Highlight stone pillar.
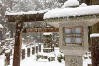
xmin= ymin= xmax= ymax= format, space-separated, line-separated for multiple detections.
xmin=65 ymin=55 xmax=83 ymax=66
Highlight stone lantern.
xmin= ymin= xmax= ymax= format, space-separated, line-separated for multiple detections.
xmin=44 ymin=5 xmax=99 ymax=66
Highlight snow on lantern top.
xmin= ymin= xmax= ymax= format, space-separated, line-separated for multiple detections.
xmin=44 ymin=5 xmax=99 ymax=19
xmin=62 ymin=0 xmax=79 ymax=8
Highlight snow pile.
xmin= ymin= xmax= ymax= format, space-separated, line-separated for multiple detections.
xmin=0 ymin=24 xmax=3 ymax=28
xmin=62 ymin=0 xmax=79 ymax=8
xmin=90 ymin=33 xmax=99 ymax=37
xmin=5 ymin=32 xmax=10 ymax=35
xmin=79 ymin=3 xmax=87 ymax=7
xmin=43 ymin=32 xmax=53 ymax=35
xmin=6 ymin=10 xmax=48 ymax=15
xmin=0 ymin=55 xmax=5 ymax=66
xmin=44 ymin=5 xmax=99 ymax=19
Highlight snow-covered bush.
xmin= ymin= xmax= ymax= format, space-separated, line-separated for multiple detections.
xmin=62 ymin=0 xmax=79 ymax=8
xmin=57 ymin=55 xmax=64 ymax=63
xmin=36 ymin=54 xmax=41 ymax=61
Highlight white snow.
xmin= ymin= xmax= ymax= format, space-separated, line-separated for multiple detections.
xmin=0 ymin=49 xmax=92 ymax=66
xmin=44 ymin=5 xmax=99 ymax=19
xmin=43 ymin=32 xmax=53 ymax=35
xmin=90 ymin=33 xmax=99 ymax=37
xmin=0 ymin=24 xmax=3 ymax=28
xmin=5 ymin=49 xmax=10 ymax=53
xmin=62 ymin=0 xmax=79 ymax=8
xmin=20 ymin=57 xmax=65 ymax=66
xmin=5 ymin=32 xmax=10 ymax=35
xmin=0 ymin=55 xmax=5 ymax=66
xmin=79 ymin=3 xmax=87 ymax=7
xmin=6 ymin=10 xmax=48 ymax=15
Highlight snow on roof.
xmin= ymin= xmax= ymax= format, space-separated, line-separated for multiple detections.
xmin=6 ymin=10 xmax=48 ymax=15
xmin=62 ymin=0 xmax=79 ymax=8
xmin=44 ymin=5 xmax=99 ymax=19
xmin=43 ymin=32 xmax=52 ymax=35
xmin=90 ymin=33 xmax=99 ymax=37
xmin=0 ymin=24 xmax=3 ymax=28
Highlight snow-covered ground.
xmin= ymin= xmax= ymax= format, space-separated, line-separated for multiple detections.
xmin=17 ymin=56 xmax=64 ymax=66
xmin=0 ymin=42 xmax=91 ymax=66
xmin=0 ymin=51 xmax=92 ymax=66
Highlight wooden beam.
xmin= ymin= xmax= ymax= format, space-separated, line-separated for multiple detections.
xmin=23 ymin=27 xmax=59 ymax=33
xmin=13 ymin=21 xmax=23 ymax=66
xmin=6 ymin=13 xmax=44 ymax=22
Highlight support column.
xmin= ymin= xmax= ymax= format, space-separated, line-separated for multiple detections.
xmin=65 ymin=55 xmax=83 ymax=66
xmin=13 ymin=21 xmax=23 ymax=66
xmin=91 ymin=37 xmax=99 ymax=66
xmin=91 ymin=22 xmax=99 ymax=66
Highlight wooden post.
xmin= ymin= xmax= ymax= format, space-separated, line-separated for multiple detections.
xmin=32 ymin=47 xmax=35 ymax=54
xmin=88 ymin=64 xmax=92 ymax=66
xmin=5 ymin=52 xmax=10 ymax=65
xmin=10 ymin=49 xmax=12 ymax=56
xmin=22 ymin=49 xmax=25 ymax=59
xmin=91 ymin=37 xmax=99 ymax=66
xmin=39 ymin=44 xmax=41 ymax=52
xmin=36 ymin=46 xmax=38 ymax=53
xmin=13 ymin=21 xmax=23 ymax=66
xmin=27 ymin=48 xmax=30 ymax=57
xmin=91 ymin=22 xmax=99 ymax=66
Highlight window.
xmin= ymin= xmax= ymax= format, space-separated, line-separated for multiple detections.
xmin=64 ymin=27 xmax=83 ymax=45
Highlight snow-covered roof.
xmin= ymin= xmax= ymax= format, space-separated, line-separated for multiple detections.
xmin=62 ymin=0 xmax=79 ymax=8
xmin=44 ymin=5 xmax=99 ymax=19
xmin=90 ymin=33 xmax=99 ymax=37
xmin=0 ymin=24 xmax=3 ymax=28
xmin=6 ymin=10 xmax=48 ymax=15
xmin=43 ymin=32 xmax=52 ymax=35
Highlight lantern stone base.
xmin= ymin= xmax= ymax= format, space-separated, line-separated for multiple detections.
xmin=65 ymin=55 xmax=83 ymax=66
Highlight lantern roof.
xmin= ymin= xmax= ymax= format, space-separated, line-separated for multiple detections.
xmin=44 ymin=5 xmax=99 ymax=19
